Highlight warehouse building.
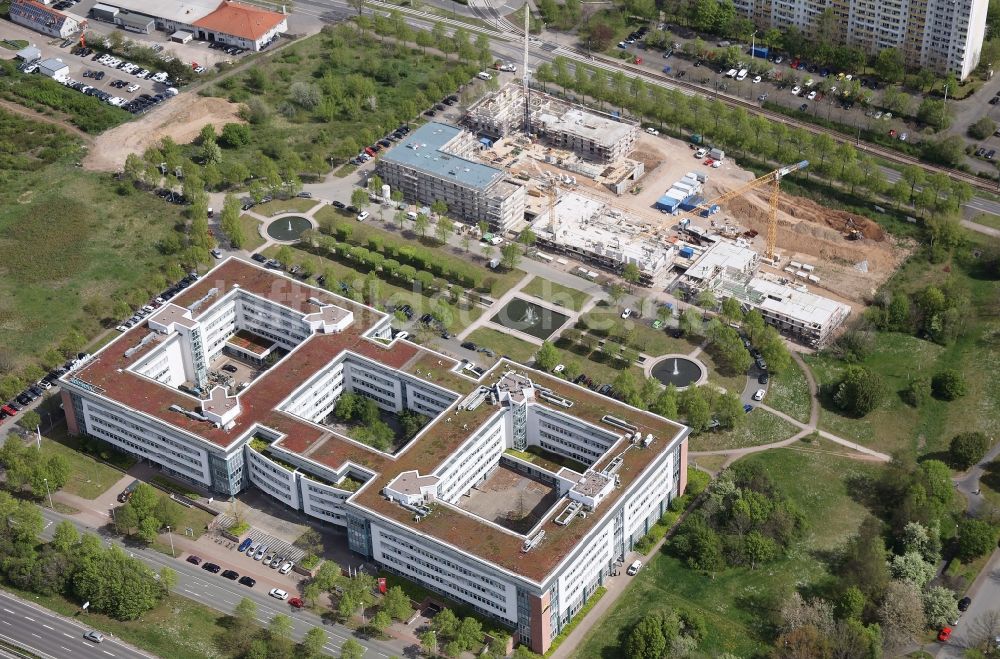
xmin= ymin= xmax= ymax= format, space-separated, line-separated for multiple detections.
xmin=36 ymin=57 xmax=69 ymax=80
xmin=377 ymin=122 xmax=526 ymax=232
xmin=9 ymin=0 xmax=80 ymax=38
xmin=60 ymin=258 xmax=689 ymax=655
xmin=98 ymin=0 xmax=287 ymax=51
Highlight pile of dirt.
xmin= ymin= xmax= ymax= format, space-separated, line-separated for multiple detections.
xmin=629 ymin=148 xmax=663 ymax=174
xmin=84 ymin=96 xmax=244 ymax=172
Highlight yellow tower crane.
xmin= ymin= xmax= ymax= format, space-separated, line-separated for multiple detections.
xmin=672 ymin=160 xmax=809 ymax=261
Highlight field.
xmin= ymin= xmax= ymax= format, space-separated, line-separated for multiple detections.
xmin=578 ymin=307 xmax=696 ymax=357
xmin=765 ymin=358 xmax=813 ymax=424
xmin=521 ymin=276 xmax=592 ymax=312
xmin=0 ymin=110 xmax=194 ymax=376
xmin=252 ymin=198 xmax=321 ymax=216
xmin=699 ymin=346 xmax=750 ymax=395
xmin=576 ymin=445 xmax=882 ymax=657
xmin=806 ymin=240 xmax=1000 ymax=458
xmin=203 ymin=25 xmax=483 ymax=173
xmin=690 ymin=409 xmax=801 ymax=451
xmin=466 ymin=327 xmax=539 ymax=363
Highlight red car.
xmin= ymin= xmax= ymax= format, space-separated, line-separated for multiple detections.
xmin=1 ymin=405 xmax=17 ymax=416
xmin=288 ymin=597 xmax=304 ymax=609
xmin=938 ymin=627 xmax=952 ymax=642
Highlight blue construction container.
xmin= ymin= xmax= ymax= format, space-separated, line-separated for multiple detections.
xmin=679 ymin=246 xmax=695 ymax=258
xmin=751 ymin=46 xmax=769 ymax=59
xmin=655 ymin=195 xmax=682 ymax=212
xmin=678 ymin=195 xmax=704 ymax=212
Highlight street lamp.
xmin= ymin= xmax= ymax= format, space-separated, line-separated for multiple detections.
xmin=166 ymin=525 xmax=175 ymax=557
xmin=751 ymin=31 xmax=758 ymax=60
xmin=43 ymin=477 xmax=53 ymax=510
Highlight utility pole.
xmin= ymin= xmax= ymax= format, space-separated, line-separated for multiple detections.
xmin=43 ymin=478 xmax=53 ymax=509
xmin=166 ymin=525 xmax=175 ymax=557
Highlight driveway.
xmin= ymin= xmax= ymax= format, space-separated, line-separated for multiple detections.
xmin=937 ymin=549 xmax=1000 ymax=657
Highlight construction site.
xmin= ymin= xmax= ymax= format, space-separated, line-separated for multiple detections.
xmin=384 ymin=80 xmax=911 ymax=343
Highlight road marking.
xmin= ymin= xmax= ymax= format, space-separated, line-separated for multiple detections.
xmin=63 ymin=633 xmax=74 ymax=638
xmin=61 ymin=646 xmax=72 ymax=653
xmin=103 ymin=651 xmax=115 ymax=657
xmin=31 ymin=632 xmax=41 ymax=638
xmin=42 ymin=624 xmax=54 ymax=630
xmin=1 ymin=620 xmax=11 ymax=626
xmin=1 ymin=609 xmax=12 ymax=614
xmin=23 ymin=616 xmax=35 ymax=621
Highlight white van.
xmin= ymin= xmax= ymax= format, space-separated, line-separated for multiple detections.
xmin=725 ymin=68 xmax=737 ymax=78
xmin=477 ymin=71 xmax=493 ymax=81
xmin=627 ymin=560 xmax=642 ymax=576
xmin=736 ymin=68 xmax=748 ymax=80
xmin=406 ymin=211 xmax=418 ymax=220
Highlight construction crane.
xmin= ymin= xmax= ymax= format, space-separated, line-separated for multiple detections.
xmin=673 ymin=160 xmax=809 ymax=261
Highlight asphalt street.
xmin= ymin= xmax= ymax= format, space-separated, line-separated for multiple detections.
xmin=35 ymin=508 xmax=399 ymax=659
xmin=0 ymin=590 xmax=148 ymax=659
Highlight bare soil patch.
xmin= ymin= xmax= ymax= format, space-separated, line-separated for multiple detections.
xmin=84 ymin=96 xmax=244 ymax=172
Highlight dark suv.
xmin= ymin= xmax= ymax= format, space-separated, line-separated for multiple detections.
xmin=202 ymin=562 xmax=221 ymax=574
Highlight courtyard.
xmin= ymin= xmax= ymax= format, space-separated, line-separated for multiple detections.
xmin=456 ymin=465 xmax=559 ymax=535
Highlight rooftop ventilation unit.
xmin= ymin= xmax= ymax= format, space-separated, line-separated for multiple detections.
xmin=603 ymin=455 xmax=625 ymax=476
xmin=538 ymin=390 xmax=573 ymax=408
xmin=521 ymin=529 xmax=546 ymax=553
xmin=459 ymin=387 xmax=489 ymax=411
xmin=188 ymin=287 xmax=219 ymax=313
xmin=601 ymin=415 xmax=638 ymax=432
xmin=554 ymin=501 xmax=583 ymax=526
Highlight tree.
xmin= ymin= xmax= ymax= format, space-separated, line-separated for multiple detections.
xmin=414 ymin=213 xmax=430 ymax=239
xmin=341 ymin=638 xmax=365 ymax=659
xmin=840 ymin=517 xmax=890 ymax=603
xmin=949 ymin=432 xmax=990 ymax=470
xmin=968 ymin=116 xmax=996 ymax=140
xmin=713 ymin=392 xmax=744 ymax=430
xmin=923 ymin=586 xmax=960 ymax=629
xmin=721 ymin=297 xmax=743 ymax=323
xmin=351 ymin=188 xmax=370 ymax=212
xmin=685 ymin=390 xmax=711 ymax=433
xmin=874 ymin=48 xmax=905 ymax=83
xmin=500 ymin=242 xmax=521 ymax=270
xmin=916 ymin=98 xmax=951 ymax=131
xmin=679 ymin=308 xmax=702 ymax=336
xmin=371 ymin=610 xmax=392 ymax=635
xmin=420 ymin=630 xmax=438 ymax=656
xmin=435 ymin=215 xmax=454 ymax=244
xmin=651 ymin=385 xmax=679 ymax=419
xmin=623 ymin=613 xmax=667 ymax=659
xmin=622 ymin=263 xmax=641 ymax=291
xmin=381 ymin=585 xmax=412 ymax=620
xmin=159 ymin=567 xmax=177 ymax=592
xmin=877 ymin=580 xmax=924 ymax=651
xmin=696 ymin=288 xmax=717 ymax=310
xmin=433 ymin=608 xmax=460 ymax=639
xmin=15 ymin=410 xmax=40 ymax=432
xmin=931 ymin=369 xmax=966 ymax=400
xmin=534 ymin=341 xmax=560 ymax=372
xmin=51 ymin=520 xmax=79 ymax=553
xmin=889 ymin=551 xmax=935 ymax=589
xmin=956 ymin=518 xmax=999 ymax=562
xmin=518 ymin=228 xmax=536 ymax=253
xmin=220 ymin=123 xmax=251 ymax=148
xmin=833 ymin=365 xmax=885 ymax=416
xmin=301 ymin=628 xmax=327 ymax=658
xmin=671 ymin=514 xmax=724 ymax=572
xmin=71 ymin=544 xmax=164 ymax=620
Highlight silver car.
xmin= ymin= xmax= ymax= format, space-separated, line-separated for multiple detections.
xmin=253 ymin=544 xmax=268 ymax=561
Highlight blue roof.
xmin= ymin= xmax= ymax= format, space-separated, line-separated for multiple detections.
xmin=382 ymin=122 xmax=502 ymax=191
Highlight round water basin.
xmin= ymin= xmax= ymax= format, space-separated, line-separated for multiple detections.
xmin=650 ymin=356 xmax=706 ymax=389
xmin=266 ymin=216 xmax=313 ymax=242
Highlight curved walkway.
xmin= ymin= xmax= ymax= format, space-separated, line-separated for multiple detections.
xmin=691 ymin=350 xmax=891 ymax=469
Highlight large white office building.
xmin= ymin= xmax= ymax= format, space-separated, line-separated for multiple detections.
xmin=732 ymin=0 xmax=988 ymax=79
xmin=60 ymin=258 xmax=689 ymax=654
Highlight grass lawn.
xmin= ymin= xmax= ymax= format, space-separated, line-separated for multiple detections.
xmin=0 ymin=584 xmax=228 ymax=659
xmin=699 ymin=346 xmax=749 ymax=395
xmin=154 ymin=490 xmax=215 ymax=540
xmin=690 ymin=409 xmax=801 ymax=451
xmin=578 ymin=307 xmax=697 ymax=357
xmin=466 ymin=327 xmax=539 ymax=364
xmin=252 ymin=198 xmax=321 ymax=216
xmin=0 ymin=39 xmax=28 ymax=50
xmin=766 ymin=358 xmax=813 ymax=424
xmin=238 ymin=214 xmax=265 ymax=251
xmin=43 ymin=434 xmax=125 ymax=500
xmin=521 ymin=276 xmax=592 ymax=312
xmin=690 ymin=454 xmax=729 ymax=475
xmin=805 ymin=243 xmax=999 ymax=459
xmin=971 ymin=213 xmax=1000 ymax=231
xmin=576 ymin=445 xmax=881 ymax=658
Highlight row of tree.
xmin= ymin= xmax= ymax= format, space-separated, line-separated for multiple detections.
xmin=0 ymin=494 xmax=174 ymax=621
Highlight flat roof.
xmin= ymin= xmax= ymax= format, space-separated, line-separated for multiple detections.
xmin=751 ymin=276 xmax=852 ymax=326
xmin=382 ymin=122 xmax=504 ymax=191
xmin=535 ymin=107 xmax=635 ymax=148
xmin=67 ymin=258 xmax=686 ymax=583
xmin=683 ymin=239 xmax=758 ymax=281
xmin=105 ymin=0 xmax=219 ymax=24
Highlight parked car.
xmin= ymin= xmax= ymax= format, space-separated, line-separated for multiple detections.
xmin=626 ymin=560 xmax=642 ymax=575
xmin=186 ymin=555 xmax=202 ymax=565
xmin=239 ymin=576 xmax=256 ymax=587
xmin=958 ymin=596 xmax=972 ymax=612
xmin=269 ymin=588 xmax=289 ymax=600
xmin=753 ymin=388 xmax=766 ymax=401
xmin=202 ymin=562 xmax=221 ymax=573
xmin=238 ymin=538 xmax=253 ymax=552
xmin=279 ymin=561 xmax=294 ymax=574
xmin=289 ymin=597 xmax=304 ymax=608
xmin=221 ymin=570 xmax=239 ymax=580
xmin=938 ymin=627 xmax=952 ymax=642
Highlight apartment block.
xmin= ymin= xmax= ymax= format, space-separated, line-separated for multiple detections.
xmin=377 ymin=122 xmax=525 ymax=233
xmin=59 ymin=258 xmax=689 ymax=654
xmin=733 ymin=0 xmax=987 ymax=79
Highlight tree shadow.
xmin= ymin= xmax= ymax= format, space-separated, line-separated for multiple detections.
xmin=981 ymin=460 xmax=1000 ymax=494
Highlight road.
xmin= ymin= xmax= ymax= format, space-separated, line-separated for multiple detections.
xmin=34 ymin=508 xmax=400 ymax=659
xmin=0 ymin=590 xmax=148 ymax=659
